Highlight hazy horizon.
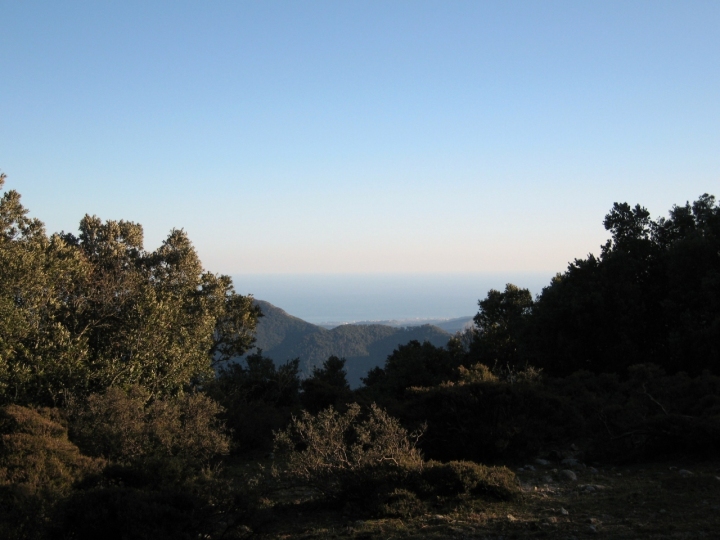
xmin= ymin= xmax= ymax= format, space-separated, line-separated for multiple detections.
xmin=232 ymin=271 xmax=554 ymax=324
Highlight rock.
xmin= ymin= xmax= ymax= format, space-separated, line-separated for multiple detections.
xmin=560 ymin=507 xmax=569 ymax=516
xmin=678 ymin=469 xmax=693 ymax=477
xmin=535 ymin=458 xmax=551 ymax=466
xmin=542 ymin=475 xmax=554 ymax=483
xmin=524 ymin=464 xmax=536 ymax=471
xmin=588 ymin=524 xmax=598 ymax=534
xmin=589 ymin=467 xmax=599 ymax=474
xmin=561 ymin=458 xmax=579 ymax=467
xmin=507 ymin=514 xmax=517 ymax=522
xmin=559 ymin=470 xmax=578 ymax=482
xmin=544 ymin=516 xmax=558 ymax=524
xmin=584 ymin=485 xmax=596 ymax=493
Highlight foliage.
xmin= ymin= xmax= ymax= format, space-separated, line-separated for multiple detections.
xmin=207 ymin=351 xmax=301 ymax=453
xmin=68 ymin=385 xmax=229 ymax=470
xmin=418 ymin=460 xmax=520 ymax=500
xmin=361 ymin=340 xmax=464 ymax=398
xmin=0 ymin=404 xmax=104 ymax=539
xmin=0 ymin=173 xmax=260 ymax=406
xmin=526 ymin=194 xmax=720 ymax=376
xmin=363 ymin=351 xmax=720 ymax=463
xmin=273 ymin=403 xmax=423 ymax=501
xmin=470 ymin=284 xmax=533 ymax=374
xmin=300 ymin=355 xmax=352 ymax=413
xmin=377 ymin=488 xmax=426 ymax=518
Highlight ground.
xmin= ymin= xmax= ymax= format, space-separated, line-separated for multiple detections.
xmin=247 ymin=460 xmax=720 ymax=539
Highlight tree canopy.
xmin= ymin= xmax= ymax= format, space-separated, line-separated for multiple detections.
xmin=0 ymin=173 xmax=260 ymax=406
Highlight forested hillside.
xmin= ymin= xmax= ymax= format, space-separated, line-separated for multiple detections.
xmin=252 ymin=300 xmax=451 ymax=386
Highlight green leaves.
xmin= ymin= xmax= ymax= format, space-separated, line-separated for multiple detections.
xmin=0 ymin=176 xmax=260 ymax=406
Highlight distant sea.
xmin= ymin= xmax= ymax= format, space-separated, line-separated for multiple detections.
xmin=231 ymin=273 xmax=554 ymax=325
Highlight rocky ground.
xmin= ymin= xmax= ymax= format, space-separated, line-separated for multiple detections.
xmin=252 ymin=460 xmax=720 ymax=539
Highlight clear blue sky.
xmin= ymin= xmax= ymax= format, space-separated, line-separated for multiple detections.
xmin=2 ymin=1 xmax=718 ymax=275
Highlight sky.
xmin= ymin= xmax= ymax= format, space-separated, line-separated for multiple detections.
xmin=2 ymin=1 xmax=719 ymax=277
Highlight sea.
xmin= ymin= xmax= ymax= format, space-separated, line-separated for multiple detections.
xmin=231 ymin=272 xmax=554 ymax=326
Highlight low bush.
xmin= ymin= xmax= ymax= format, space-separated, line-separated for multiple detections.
xmin=273 ymin=402 xmax=423 ymax=503
xmin=68 ymin=386 xmax=229 ymax=470
xmin=273 ymin=402 xmax=520 ymax=519
xmin=419 ymin=460 xmax=519 ymax=500
xmin=378 ymin=488 xmax=426 ymax=518
xmin=0 ymin=405 xmax=103 ymax=539
xmin=366 ymin=363 xmax=720 ymax=464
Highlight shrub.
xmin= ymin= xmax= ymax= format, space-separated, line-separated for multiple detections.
xmin=0 ymin=405 xmax=103 ymax=539
xmin=68 ymin=386 xmax=229 ymax=470
xmin=273 ymin=403 xmax=423 ymax=502
xmin=378 ymin=488 xmax=426 ymax=518
xmin=419 ymin=461 xmax=520 ymax=501
xmin=0 ymin=405 xmax=103 ymax=492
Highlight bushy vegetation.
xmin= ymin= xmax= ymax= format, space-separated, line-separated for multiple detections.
xmin=1 ymin=171 xmax=718 ymax=537
xmin=206 ymin=351 xmax=302 ymax=454
xmin=272 ymin=403 xmax=519 ymax=517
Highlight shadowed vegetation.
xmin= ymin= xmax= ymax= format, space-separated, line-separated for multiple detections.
xmin=1 ymin=171 xmax=718 ymax=538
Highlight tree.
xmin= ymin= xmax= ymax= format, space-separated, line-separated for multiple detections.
xmin=0 ymin=173 xmax=92 ymax=404
xmin=470 ymin=284 xmax=533 ymax=374
xmin=0 ymin=174 xmax=261 ymax=405
xmin=527 ymin=194 xmax=720 ymax=376
xmin=300 ymin=355 xmax=351 ymax=413
xmin=362 ymin=340 xmax=464 ymax=397
xmin=206 ymin=351 xmax=301 ymax=452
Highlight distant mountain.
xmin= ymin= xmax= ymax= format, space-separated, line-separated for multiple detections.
xmin=328 ymin=316 xmax=474 ymax=334
xmin=251 ymin=300 xmax=452 ymax=387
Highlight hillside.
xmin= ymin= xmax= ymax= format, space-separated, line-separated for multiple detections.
xmin=332 ymin=316 xmax=474 ymax=334
xmin=252 ymin=300 xmax=452 ymax=387
xmin=252 ymin=300 xmax=324 ymax=352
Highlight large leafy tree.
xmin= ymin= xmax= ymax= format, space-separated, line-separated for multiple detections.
xmin=0 ymin=174 xmax=260 ymax=405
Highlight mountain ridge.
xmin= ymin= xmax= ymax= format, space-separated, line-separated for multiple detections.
xmin=251 ymin=300 xmax=454 ymax=387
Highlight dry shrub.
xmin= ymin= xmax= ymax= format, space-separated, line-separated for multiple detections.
xmin=0 ymin=405 xmax=103 ymax=493
xmin=0 ymin=405 xmax=103 ymax=540
xmin=273 ymin=403 xmax=423 ymax=501
xmin=69 ymin=386 xmax=229 ymax=468
xmin=273 ymin=403 xmax=522 ymax=518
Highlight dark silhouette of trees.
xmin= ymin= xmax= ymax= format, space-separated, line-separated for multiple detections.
xmin=527 ymin=194 xmax=720 ymax=376
xmin=300 ymin=355 xmax=352 ymax=413
xmin=469 ymin=284 xmax=533 ymax=375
